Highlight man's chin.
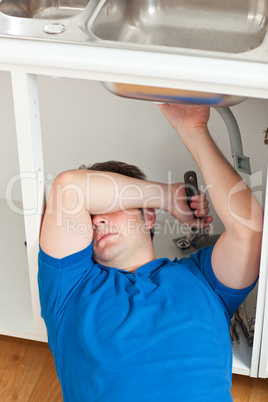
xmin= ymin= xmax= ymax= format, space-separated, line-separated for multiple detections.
xmin=93 ymin=249 xmax=119 ymax=267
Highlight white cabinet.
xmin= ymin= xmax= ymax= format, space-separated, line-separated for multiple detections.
xmin=246 ymin=168 xmax=268 ymax=377
xmin=0 ymin=73 xmax=47 ymax=341
xmin=0 ymin=199 xmax=33 ymax=337
xmin=1 ymin=72 xmax=268 ymax=378
xmin=256 ymin=170 xmax=268 ymax=378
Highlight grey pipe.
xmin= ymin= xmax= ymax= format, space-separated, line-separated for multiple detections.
xmin=215 ymin=107 xmax=243 ymax=156
xmin=214 ymin=107 xmax=251 ymax=175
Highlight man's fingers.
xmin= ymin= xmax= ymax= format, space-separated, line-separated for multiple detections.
xmin=188 ymin=215 xmax=213 ymax=229
xmin=190 ymin=199 xmax=209 ymax=210
xmin=191 ymin=190 xmax=206 ymax=201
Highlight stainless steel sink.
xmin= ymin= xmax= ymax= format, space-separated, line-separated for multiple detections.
xmin=0 ymin=0 xmax=267 ymax=58
xmin=88 ymin=0 xmax=267 ymax=106
xmin=0 ymin=0 xmax=90 ymax=19
xmin=90 ymin=0 xmax=268 ymax=54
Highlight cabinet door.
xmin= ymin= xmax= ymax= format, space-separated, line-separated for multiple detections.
xmin=228 ymin=166 xmax=268 ymax=377
xmin=257 ymin=167 xmax=268 ymax=378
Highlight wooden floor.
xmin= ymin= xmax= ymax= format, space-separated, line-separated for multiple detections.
xmin=1 ymin=335 xmax=268 ymax=401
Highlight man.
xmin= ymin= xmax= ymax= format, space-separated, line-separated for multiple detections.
xmin=38 ymin=105 xmax=263 ymax=401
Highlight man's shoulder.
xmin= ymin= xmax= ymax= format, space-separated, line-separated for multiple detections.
xmin=171 ymin=246 xmax=214 ymax=270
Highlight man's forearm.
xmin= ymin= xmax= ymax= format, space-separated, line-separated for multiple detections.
xmin=47 ymin=168 xmax=211 ymax=230
xmin=51 ymin=169 xmax=172 ymax=216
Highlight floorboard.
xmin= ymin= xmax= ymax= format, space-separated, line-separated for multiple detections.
xmin=29 ymin=354 xmax=63 ymax=402
xmin=0 ymin=336 xmax=51 ymax=401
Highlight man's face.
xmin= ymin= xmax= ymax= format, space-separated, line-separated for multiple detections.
xmin=92 ymin=208 xmax=153 ymax=270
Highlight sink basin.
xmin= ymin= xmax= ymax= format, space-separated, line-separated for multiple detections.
xmin=102 ymin=82 xmax=246 ymax=107
xmin=0 ymin=0 xmax=90 ymax=19
xmin=91 ymin=0 xmax=268 ymax=54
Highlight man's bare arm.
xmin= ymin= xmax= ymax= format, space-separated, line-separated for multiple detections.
xmin=40 ymin=169 xmax=211 ymax=259
xmin=159 ymin=104 xmax=263 ymax=289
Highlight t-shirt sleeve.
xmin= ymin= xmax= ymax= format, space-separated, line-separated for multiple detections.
xmin=38 ymin=242 xmax=95 ymax=336
xmin=191 ymin=246 xmax=257 ymax=323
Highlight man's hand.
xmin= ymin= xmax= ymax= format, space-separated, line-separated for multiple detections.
xmin=158 ymin=104 xmax=210 ymax=135
xmin=170 ymin=182 xmax=213 ymax=229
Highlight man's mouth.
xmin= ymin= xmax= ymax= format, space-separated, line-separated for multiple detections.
xmin=97 ymin=232 xmax=117 ymax=244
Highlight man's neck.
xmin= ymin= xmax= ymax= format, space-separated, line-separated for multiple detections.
xmin=123 ymin=254 xmax=157 ymax=273
xmin=95 ymin=245 xmax=156 ymax=273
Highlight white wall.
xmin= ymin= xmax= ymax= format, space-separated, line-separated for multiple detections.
xmin=1 ymin=71 xmax=267 ymax=254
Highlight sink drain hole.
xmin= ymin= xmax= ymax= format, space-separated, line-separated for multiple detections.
xmin=43 ymin=23 xmax=66 ymax=34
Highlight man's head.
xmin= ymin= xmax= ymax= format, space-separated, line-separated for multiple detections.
xmin=79 ymin=160 xmax=155 ymax=240
xmin=79 ymin=161 xmax=156 ymax=271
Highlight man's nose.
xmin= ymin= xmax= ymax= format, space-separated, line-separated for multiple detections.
xmin=92 ymin=215 xmax=109 ymax=228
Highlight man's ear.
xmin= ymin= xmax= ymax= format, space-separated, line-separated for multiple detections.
xmin=143 ymin=208 xmax=156 ymax=229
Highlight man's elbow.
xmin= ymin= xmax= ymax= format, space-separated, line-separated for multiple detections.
xmin=45 ymin=170 xmax=86 ymax=216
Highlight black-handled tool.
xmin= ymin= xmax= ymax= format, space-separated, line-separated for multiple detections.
xmin=184 ymin=170 xmax=209 ymax=249
xmin=173 ymin=171 xmax=217 ymax=251
xmin=184 ymin=170 xmax=199 ymax=217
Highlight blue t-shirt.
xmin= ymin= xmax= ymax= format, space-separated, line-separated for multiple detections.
xmin=38 ymin=244 xmax=255 ymax=402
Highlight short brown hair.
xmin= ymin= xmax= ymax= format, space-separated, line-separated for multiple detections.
xmin=79 ymin=161 xmax=155 ymax=240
